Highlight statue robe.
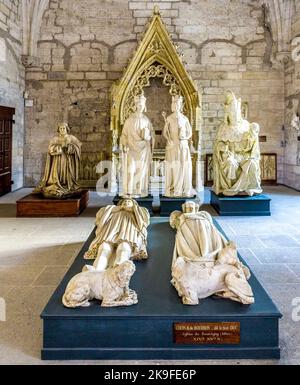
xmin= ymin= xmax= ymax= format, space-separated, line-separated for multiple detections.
xmin=163 ymin=112 xmax=193 ymax=197
xmin=35 ymin=134 xmax=81 ymax=198
xmin=84 ymin=202 xmax=150 ymax=260
xmin=172 ymin=211 xmax=227 ymax=266
xmin=213 ymin=120 xmax=262 ymax=197
xmin=120 ymin=112 xmax=153 ymax=197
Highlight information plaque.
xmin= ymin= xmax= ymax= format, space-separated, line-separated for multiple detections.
xmin=174 ymin=322 xmax=240 ymax=345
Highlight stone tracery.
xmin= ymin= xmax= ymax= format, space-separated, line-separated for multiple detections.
xmin=110 ymin=9 xmax=201 ymax=146
xmin=123 ymin=63 xmax=182 ymax=122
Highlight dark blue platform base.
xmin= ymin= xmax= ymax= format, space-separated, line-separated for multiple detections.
xmin=159 ymin=195 xmax=197 ymax=216
xmin=113 ymin=195 xmax=154 ymax=216
xmin=211 ymin=191 xmax=271 ymax=216
xmin=41 ymin=218 xmax=281 ymax=360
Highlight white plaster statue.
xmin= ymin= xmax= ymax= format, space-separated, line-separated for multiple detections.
xmin=84 ymin=199 xmax=150 ymax=271
xmin=170 ymin=201 xmax=254 ymax=305
xmin=120 ymin=94 xmax=154 ymax=198
xmin=291 ymin=112 xmax=300 ymax=131
xmin=163 ymin=95 xmax=194 ymax=198
xmin=62 ymin=261 xmax=138 ymax=308
xmin=213 ymin=90 xmax=262 ymax=197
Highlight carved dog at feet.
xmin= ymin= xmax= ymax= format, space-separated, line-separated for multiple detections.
xmin=172 ymin=242 xmax=254 ymax=306
xmin=62 ymin=260 xmax=137 ymax=308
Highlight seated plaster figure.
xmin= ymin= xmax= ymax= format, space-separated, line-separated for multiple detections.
xmin=213 ymin=90 xmax=262 ymax=197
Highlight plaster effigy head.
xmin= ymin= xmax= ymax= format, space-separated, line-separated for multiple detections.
xmin=118 ymin=198 xmax=135 ymax=211
xmin=57 ymin=122 xmax=70 ymax=136
xmin=171 ymin=95 xmax=184 ymax=113
xmin=182 ymin=201 xmax=200 ymax=214
xmin=224 ymin=90 xmax=242 ymax=126
xmin=134 ymin=94 xmax=147 ymax=113
xmin=169 ymin=210 xmax=182 ymax=229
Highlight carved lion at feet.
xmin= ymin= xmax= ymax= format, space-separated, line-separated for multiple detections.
xmin=62 ymin=261 xmax=138 ymax=308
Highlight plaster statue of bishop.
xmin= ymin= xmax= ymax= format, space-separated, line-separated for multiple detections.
xmin=34 ymin=122 xmax=82 ymax=199
xmin=84 ymin=198 xmax=150 ymax=272
xmin=163 ymin=95 xmax=194 ymax=198
xmin=120 ymin=94 xmax=154 ymax=198
xmin=170 ymin=201 xmax=254 ymax=306
xmin=213 ymin=90 xmax=262 ymax=197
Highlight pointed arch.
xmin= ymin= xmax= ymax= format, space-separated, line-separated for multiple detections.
xmin=110 ymin=8 xmax=201 ymax=148
xmin=264 ymin=0 xmax=294 ymax=57
xmin=22 ymin=0 xmax=49 ymax=59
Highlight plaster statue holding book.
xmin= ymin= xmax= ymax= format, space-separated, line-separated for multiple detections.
xmin=170 ymin=201 xmax=254 ymax=306
xmin=120 ymin=94 xmax=154 ymax=198
xmin=213 ymin=90 xmax=262 ymax=197
xmin=163 ymin=95 xmax=194 ymax=198
xmin=34 ymin=122 xmax=82 ymax=199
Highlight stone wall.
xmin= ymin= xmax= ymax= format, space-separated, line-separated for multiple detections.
xmin=283 ymin=1 xmax=300 ymax=190
xmin=0 ymin=0 xmax=25 ymax=190
xmin=25 ymin=0 xmax=285 ymax=187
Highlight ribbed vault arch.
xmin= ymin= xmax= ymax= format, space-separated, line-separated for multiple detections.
xmin=22 ymin=0 xmax=49 ymax=60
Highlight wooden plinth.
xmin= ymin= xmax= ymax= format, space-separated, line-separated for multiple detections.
xmin=16 ymin=190 xmax=89 ymax=217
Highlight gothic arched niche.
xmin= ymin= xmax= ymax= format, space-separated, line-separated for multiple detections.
xmin=110 ymin=7 xmax=202 ymax=154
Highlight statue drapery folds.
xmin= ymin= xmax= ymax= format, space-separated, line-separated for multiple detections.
xmin=163 ymin=95 xmax=194 ymax=198
xmin=213 ymin=91 xmax=262 ymax=197
xmin=120 ymin=94 xmax=154 ymax=198
xmin=34 ymin=123 xmax=82 ymax=199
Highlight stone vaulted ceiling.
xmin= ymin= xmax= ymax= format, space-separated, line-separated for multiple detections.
xmin=22 ymin=0 xmax=49 ymax=62
xmin=263 ymin=0 xmax=295 ymax=62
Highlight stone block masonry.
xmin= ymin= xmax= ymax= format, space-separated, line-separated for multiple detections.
xmin=24 ymin=0 xmax=285 ymax=188
xmin=283 ymin=4 xmax=300 ymax=191
xmin=0 ymin=0 xmax=25 ymax=190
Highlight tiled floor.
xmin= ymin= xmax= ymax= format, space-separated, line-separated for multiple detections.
xmin=0 ymin=186 xmax=299 ymax=365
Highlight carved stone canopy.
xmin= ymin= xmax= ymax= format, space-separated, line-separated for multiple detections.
xmin=110 ymin=7 xmax=201 ymax=149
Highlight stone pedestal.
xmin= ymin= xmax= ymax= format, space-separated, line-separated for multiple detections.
xmin=113 ymin=195 xmax=154 ymax=216
xmin=159 ymin=195 xmax=197 ymax=216
xmin=210 ymin=191 xmax=271 ymax=216
xmin=16 ymin=190 xmax=89 ymax=217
